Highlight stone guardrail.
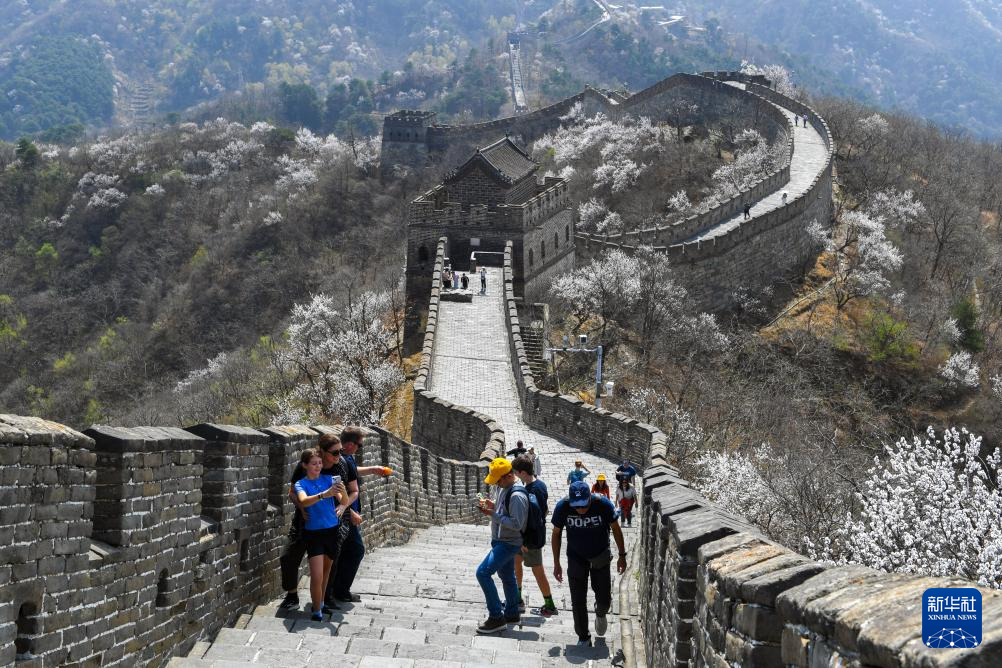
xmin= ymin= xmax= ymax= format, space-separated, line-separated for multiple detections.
xmin=410 ymin=237 xmax=506 ymax=463
xmin=499 ymin=247 xmax=1002 ymax=667
xmin=0 ymin=414 xmax=488 ymax=667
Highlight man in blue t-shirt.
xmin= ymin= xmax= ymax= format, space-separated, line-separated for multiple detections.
xmin=551 ymin=480 xmax=627 ymax=645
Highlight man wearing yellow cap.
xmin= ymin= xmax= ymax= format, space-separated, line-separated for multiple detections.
xmin=475 ymin=457 xmax=528 ymax=634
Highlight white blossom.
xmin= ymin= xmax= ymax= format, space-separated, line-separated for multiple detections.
xmin=280 ymin=291 xmax=404 ymax=423
xmin=144 ymin=184 xmax=165 ymax=196
xmin=831 ymin=428 xmax=1002 ymax=588
xmin=87 ymin=187 xmax=127 ymax=210
xmin=174 ymin=352 xmax=229 ymax=394
xmin=77 ymin=172 xmax=120 ymax=193
xmin=710 ymin=129 xmax=785 ymax=196
xmin=940 ymin=351 xmax=980 ymax=388
xmin=858 ymin=113 xmax=890 ymax=138
xmin=939 ymin=318 xmax=961 ymax=345
xmin=666 ymin=189 xmax=691 ymax=213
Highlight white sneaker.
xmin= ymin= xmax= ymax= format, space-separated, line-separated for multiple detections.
xmin=595 ymin=614 xmax=608 ymax=636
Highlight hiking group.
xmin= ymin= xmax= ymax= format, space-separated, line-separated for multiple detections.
xmin=442 ymin=265 xmax=488 ymax=294
xmin=276 ymin=428 xmax=640 ymax=648
xmin=278 ymin=427 xmax=392 ymax=621
xmin=475 ymin=451 xmax=638 ymax=647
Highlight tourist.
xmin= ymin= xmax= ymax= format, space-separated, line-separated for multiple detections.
xmin=480 ymin=267 xmax=487 ymax=294
xmin=443 ymin=267 xmax=452 ymax=289
xmin=279 ymin=436 xmax=354 ymax=612
xmin=511 ymin=456 xmax=558 ymax=617
xmin=476 ymin=458 xmax=528 ymax=634
xmin=551 ymin=481 xmax=627 ymax=646
xmin=530 ymin=447 xmax=542 ymax=477
xmin=507 ymin=439 xmax=528 ymax=458
xmin=567 ymin=460 xmax=590 ymax=485
xmin=293 ymin=448 xmax=349 ymax=621
xmin=453 ymin=271 xmax=459 ymax=289
xmin=743 ymin=202 xmax=752 ymax=220
xmin=782 ymin=191 xmax=788 ymax=205
xmin=615 ymin=459 xmax=637 ymax=484
xmin=461 ymin=273 xmax=469 ymax=290
xmin=591 ymin=474 xmax=611 ymax=499
xmin=803 ymin=113 xmax=809 ymax=127
xmin=794 ymin=115 xmax=798 ymax=127
xmin=329 ymin=426 xmax=393 ymax=603
xmin=615 ymin=479 xmax=637 ymax=527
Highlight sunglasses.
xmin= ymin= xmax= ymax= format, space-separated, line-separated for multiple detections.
xmin=324 ymin=449 xmax=343 ymax=456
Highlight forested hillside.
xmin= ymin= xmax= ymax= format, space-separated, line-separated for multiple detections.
xmin=0 ymin=123 xmax=425 ymax=427
xmin=0 ymin=0 xmax=540 ymax=139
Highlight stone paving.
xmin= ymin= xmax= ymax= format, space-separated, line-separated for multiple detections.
xmin=176 ymin=267 xmax=639 ymax=667
xmin=685 ymin=83 xmax=829 ymax=242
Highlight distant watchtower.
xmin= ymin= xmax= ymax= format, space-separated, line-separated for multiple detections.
xmin=404 ymin=136 xmax=575 ymax=350
xmin=380 ymin=110 xmax=436 ymax=175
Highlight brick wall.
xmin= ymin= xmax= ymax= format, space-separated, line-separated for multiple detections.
xmin=0 ymin=413 xmax=489 ymax=667
xmin=498 ymin=250 xmax=1002 ymax=667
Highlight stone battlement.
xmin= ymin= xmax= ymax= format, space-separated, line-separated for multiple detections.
xmin=409 ymin=178 xmax=570 ymax=232
xmin=498 ymin=248 xmax=1002 ymax=666
xmin=0 ymin=413 xmax=489 ymax=667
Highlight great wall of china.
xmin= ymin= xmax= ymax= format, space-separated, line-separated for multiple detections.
xmin=2 ymin=71 xmax=1000 ymax=667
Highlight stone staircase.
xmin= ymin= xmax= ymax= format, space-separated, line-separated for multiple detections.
xmin=518 ymin=326 xmax=549 ymax=379
xmin=170 ymin=524 xmax=634 ymax=667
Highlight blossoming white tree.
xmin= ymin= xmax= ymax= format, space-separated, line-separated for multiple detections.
xmin=940 ymin=351 xmax=980 ymax=388
xmin=278 ymin=290 xmax=403 ymax=424
xmin=835 ymin=428 xmax=1002 ymax=588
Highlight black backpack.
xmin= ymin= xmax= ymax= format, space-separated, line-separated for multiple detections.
xmin=508 ymin=487 xmax=546 ymax=550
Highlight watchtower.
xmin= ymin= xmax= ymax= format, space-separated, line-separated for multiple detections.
xmin=380 ymin=110 xmax=436 ymax=175
xmin=404 ymin=136 xmax=575 ymax=350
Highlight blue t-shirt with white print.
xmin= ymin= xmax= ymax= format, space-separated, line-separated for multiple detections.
xmin=552 ymin=494 xmax=616 ymax=561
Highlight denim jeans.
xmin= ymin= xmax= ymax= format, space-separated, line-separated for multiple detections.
xmin=476 ymin=540 xmax=521 ymax=618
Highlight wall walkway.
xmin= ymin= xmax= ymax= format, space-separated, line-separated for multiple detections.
xmin=684 ymin=83 xmax=829 ymax=243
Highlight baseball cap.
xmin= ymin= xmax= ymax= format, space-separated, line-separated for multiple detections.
xmin=569 ymin=481 xmax=592 ymax=507
xmin=484 ymin=457 xmax=512 ymax=485
xmin=597 ymin=473 xmax=606 ymax=481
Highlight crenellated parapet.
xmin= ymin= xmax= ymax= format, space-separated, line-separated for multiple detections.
xmin=0 ymin=413 xmax=489 ymax=667
xmin=498 ymin=247 xmax=1002 ymax=667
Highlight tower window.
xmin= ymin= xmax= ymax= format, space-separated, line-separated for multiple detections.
xmin=541 ymin=241 xmax=546 ymax=259
xmin=529 ymin=249 xmax=534 ymax=267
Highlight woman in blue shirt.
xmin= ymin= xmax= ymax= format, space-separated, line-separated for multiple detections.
xmin=294 ymin=448 xmax=345 ymax=621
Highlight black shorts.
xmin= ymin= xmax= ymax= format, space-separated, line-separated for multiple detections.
xmin=303 ymin=526 xmax=341 ymax=558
